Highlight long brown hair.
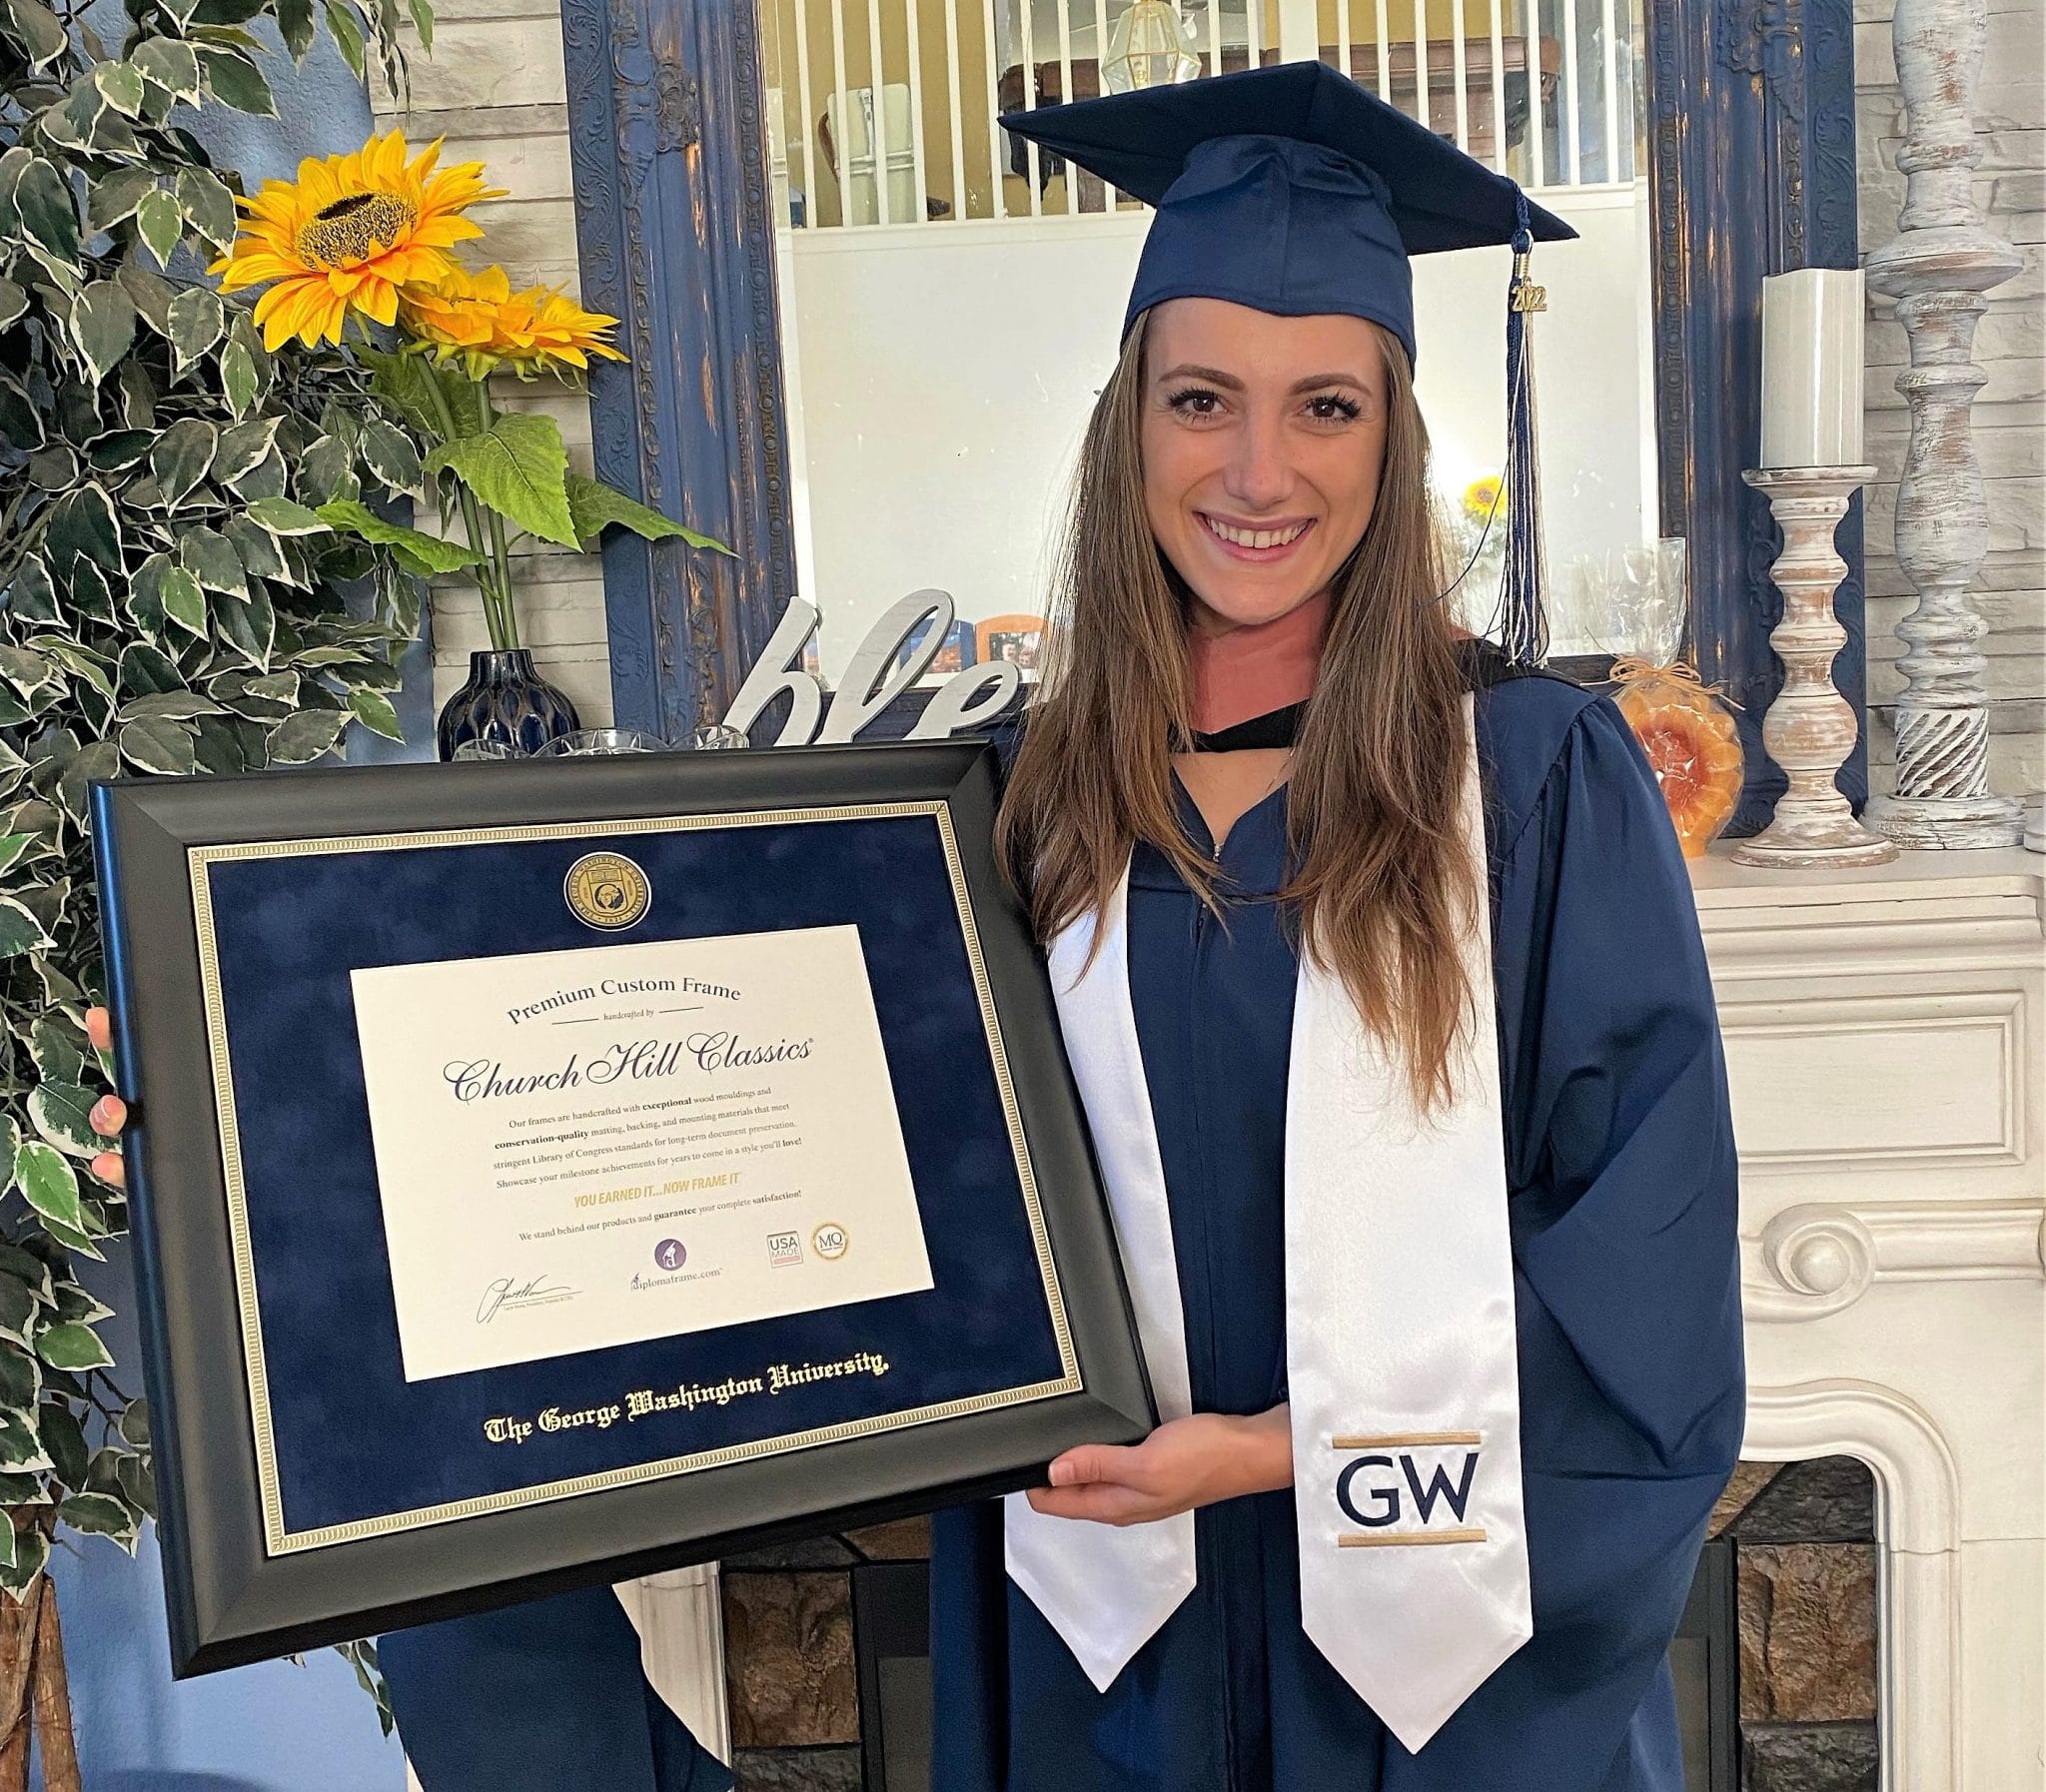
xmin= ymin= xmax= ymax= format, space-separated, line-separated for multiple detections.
xmin=994 ymin=312 xmax=1480 ymax=1117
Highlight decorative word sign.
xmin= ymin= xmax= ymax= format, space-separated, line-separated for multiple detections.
xmin=722 ymin=593 xmax=1024 ymax=746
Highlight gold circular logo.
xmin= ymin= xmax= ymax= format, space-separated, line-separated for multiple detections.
xmin=563 ymin=851 xmax=650 ymax=931
xmin=811 ymin=1223 xmax=850 ymax=1262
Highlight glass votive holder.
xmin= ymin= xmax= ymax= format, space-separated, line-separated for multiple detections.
xmin=451 ymin=737 xmax=522 ymax=762
xmin=532 ymin=727 xmax=668 ymax=757
xmin=687 ymin=724 xmax=750 ymax=750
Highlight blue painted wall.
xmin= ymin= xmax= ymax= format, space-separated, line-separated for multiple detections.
xmin=53 ymin=19 xmax=420 ymax=1789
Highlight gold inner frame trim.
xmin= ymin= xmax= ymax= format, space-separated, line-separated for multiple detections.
xmin=187 ymin=799 xmax=1082 ymax=1556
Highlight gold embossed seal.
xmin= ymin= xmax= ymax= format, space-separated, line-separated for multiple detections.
xmin=563 ymin=851 xmax=651 ymax=931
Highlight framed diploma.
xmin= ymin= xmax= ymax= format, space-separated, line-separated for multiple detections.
xmin=91 ymin=741 xmax=1151 ymax=1675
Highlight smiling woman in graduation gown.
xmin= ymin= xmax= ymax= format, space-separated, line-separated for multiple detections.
xmin=927 ymin=62 xmax=1744 ymax=1792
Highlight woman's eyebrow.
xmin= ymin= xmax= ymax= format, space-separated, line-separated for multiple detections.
xmin=1288 ymin=371 xmax=1374 ymax=394
xmin=1155 ymin=363 xmax=1244 ymax=390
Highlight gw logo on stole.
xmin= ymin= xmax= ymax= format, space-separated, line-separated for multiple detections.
xmin=1330 ymin=1431 xmax=1487 ymax=1546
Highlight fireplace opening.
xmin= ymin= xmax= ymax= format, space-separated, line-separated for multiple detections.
xmin=723 ymin=1459 xmax=1878 ymax=1791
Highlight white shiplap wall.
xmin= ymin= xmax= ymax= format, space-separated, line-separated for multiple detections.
xmin=384 ymin=5 xmax=2045 ymax=789
xmin=377 ymin=1 xmax=613 ymax=725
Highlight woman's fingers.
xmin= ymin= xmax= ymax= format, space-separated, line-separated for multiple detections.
xmin=83 ymin=1009 xmax=128 ymax=1187
xmin=1047 ymin=1442 xmax=1145 ymax=1489
xmin=1023 ymin=1482 xmax=1155 ymax=1526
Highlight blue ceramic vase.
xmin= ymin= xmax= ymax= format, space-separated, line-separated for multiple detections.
xmin=436 ymin=649 xmax=581 ymax=760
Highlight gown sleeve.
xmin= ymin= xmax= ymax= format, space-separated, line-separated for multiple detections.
xmin=1389 ymin=694 xmax=1745 ymax=1789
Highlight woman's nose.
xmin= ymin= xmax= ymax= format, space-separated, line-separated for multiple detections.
xmin=1222 ymin=414 xmax=1292 ymax=510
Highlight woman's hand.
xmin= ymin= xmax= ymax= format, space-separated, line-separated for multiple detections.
xmin=1023 ymin=1404 xmax=1293 ymax=1527
xmin=83 ymin=1006 xmax=127 ymax=1191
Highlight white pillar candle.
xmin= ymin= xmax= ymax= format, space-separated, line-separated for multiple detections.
xmin=1759 ymin=268 xmax=1866 ymax=468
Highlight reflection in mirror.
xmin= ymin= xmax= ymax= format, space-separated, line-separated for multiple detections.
xmin=756 ymin=0 xmax=1657 ymax=687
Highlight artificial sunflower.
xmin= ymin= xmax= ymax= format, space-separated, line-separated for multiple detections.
xmin=1462 ymin=473 xmax=1504 ymax=524
xmin=212 ymin=131 xmax=499 ymax=351
xmin=404 ymin=263 xmax=624 ymax=378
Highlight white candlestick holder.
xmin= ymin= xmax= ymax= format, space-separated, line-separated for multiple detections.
xmin=1733 ymin=466 xmax=1898 ymax=868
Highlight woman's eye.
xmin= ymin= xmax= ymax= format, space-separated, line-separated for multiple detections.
xmin=1166 ymin=388 xmax=1222 ymax=418
xmin=1307 ymin=394 xmax=1363 ymax=423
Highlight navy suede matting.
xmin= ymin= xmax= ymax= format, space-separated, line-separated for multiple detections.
xmin=200 ymin=811 xmax=1067 ymax=1540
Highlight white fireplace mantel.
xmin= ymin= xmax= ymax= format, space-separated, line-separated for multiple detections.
xmin=1694 ymin=843 xmax=2044 ymax=1791
xmin=615 ymin=845 xmax=2046 ymax=1788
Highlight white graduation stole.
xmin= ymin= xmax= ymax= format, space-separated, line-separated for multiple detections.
xmin=1004 ymin=695 xmax=1534 ymax=1754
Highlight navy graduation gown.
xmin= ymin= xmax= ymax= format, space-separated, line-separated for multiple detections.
xmin=932 ymin=670 xmax=1744 ymax=1790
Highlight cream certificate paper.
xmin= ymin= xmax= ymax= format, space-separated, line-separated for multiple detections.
xmin=350 ymin=924 xmax=932 ymax=1381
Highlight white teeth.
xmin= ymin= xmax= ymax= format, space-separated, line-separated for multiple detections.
xmin=1205 ymin=516 xmax=1308 ymax=549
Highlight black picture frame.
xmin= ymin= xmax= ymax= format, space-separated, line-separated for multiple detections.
xmin=91 ymin=739 xmax=1152 ymax=1677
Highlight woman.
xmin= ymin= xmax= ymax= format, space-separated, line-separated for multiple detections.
xmin=926 ymin=62 xmax=1744 ymax=1792
xmin=87 ymin=61 xmax=1740 ymax=1792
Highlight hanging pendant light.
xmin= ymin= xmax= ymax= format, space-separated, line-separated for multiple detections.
xmin=1102 ymin=0 xmax=1202 ymax=92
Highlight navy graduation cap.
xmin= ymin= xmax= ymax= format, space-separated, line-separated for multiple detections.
xmin=1001 ymin=59 xmax=1576 ymax=665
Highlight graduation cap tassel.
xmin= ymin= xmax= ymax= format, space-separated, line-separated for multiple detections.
xmin=1498 ymin=194 xmax=1551 ymax=667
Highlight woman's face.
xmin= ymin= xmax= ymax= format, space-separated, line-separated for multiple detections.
xmin=1140 ymin=298 xmax=1390 ymax=635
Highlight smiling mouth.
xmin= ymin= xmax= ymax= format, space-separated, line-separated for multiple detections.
xmin=1200 ymin=514 xmax=1314 ymax=553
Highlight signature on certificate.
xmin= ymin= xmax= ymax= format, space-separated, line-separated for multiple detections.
xmin=477 ymin=1275 xmax=580 ymax=1325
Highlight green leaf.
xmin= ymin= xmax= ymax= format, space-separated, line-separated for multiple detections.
xmin=314 ymin=499 xmax=482 ymax=574
xmin=118 ymin=1397 xmax=149 ymax=1448
xmin=28 ymin=1015 xmax=83 ymax=1083
xmin=221 ymin=336 xmax=260 ymax=415
xmin=119 ymin=716 xmax=198 ymax=775
xmin=70 ymin=283 xmax=136 ymax=387
xmin=323 ymin=0 xmax=367 ymax=76
xmin=152 ymin=418 xmax=217 ymax=507
xmin=177 ymin=167 xmax=239 ymax=249
xmin=0 ymin=897 xmax=56 ymax=958
xmin=133 ymin=37 xmax=203 ymax=103
xmin=0 ymin=834 xmax=34 ymax=876
xmin=347 ymin=686 xmax=403 ymax=742
xmin=198 ymin=45 xmax=276 ymax=114
xmin=359 ymin=417 xmax=424 ymax=493
xmin=0 ymin=648 xmax=53 ymax=695
xmin=35 ymin=1321 xmax=111 ymax=1372
xmin=246 ymin=495 xmax=331 ymax=536
xmin=39 ymin=1402 xmax=86 ymax=1487
xmin=276 ymin=0 xmax=316 ymax=56
xmin=427 ymin=414 xmax=577 ymax=547
xmin=0 ymin=1527 xmax=50 ymax=1597
xmin=0 ymin=1413 xmax=50 ymax=1474
xmin=28 ymin=1083 xmax=105 ymax=1158
xmin=0 ymin=1280 xmax=37 ymax=1350
xmin=161 ymin=564 xmax=207 ymax=634
xmin=59 ymin=1489 xmax=138 ymax=1548
xmin=44 ymin=484 xmax=121 ymax=573
xmin=136 ymin=187 xmax=183 ymax=268
xmin=14 ymin=158 xmax=80 ymax=276
xmin=119 ymin=691 xmax=226 ymax=722
xmin=362 ymin=347 xmax=489 ymax=441
xmin=167 ymin=286 xmax=225 ymax=369
xmin=217 ymin=584 xmax=275 ymax=667
xmin=12 ymin=1142 xmax=81 ymax=1232
xmin=0 ymin=279 xmax=27 ymax=331
xmin=564 ymin=475 xmax=733 ymax=554
xmin=266 ymin=709 xmax=348 ymax=765
xmin=0 ymin=1348 xmax=40 ymax=1412
xmin=179 ymin=525 xmax=246 ymax=596
xmin=56 ymin=738 xmax=118 ymax=824
xmin=94 ymin=61 xmax=148 ymax=116
xmin=6 ymin=0 xmax=68 ymax=67
xmin=86 ymin=167 xmax=156 ymax=234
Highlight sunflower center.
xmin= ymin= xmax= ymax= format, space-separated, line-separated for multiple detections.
xmin=297 ymin=191 xmax=417 ymax=268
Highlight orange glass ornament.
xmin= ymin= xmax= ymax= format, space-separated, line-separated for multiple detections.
xmin=1607 ymin=656 xmax=1746 ymax=858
